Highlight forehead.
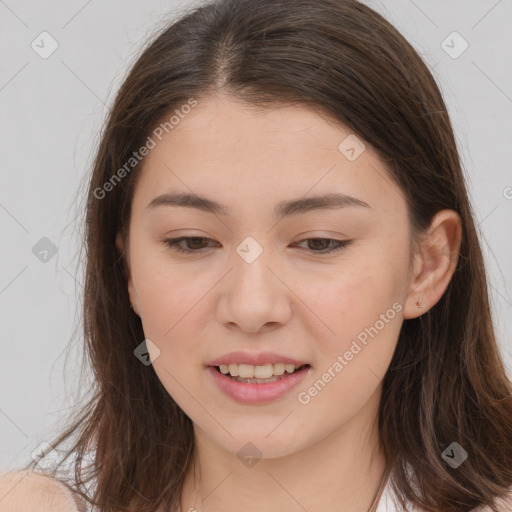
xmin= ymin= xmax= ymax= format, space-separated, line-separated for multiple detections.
xmin=132 ymin=94 xmax=405 ymax=220
xmin=149 ymin=94 xmax=361 ymax=162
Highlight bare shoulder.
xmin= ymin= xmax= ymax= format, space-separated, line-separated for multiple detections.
xmin=0 ymin=470 xmax=83 ymax=512
xmin=478 ymin=486 xmax=512 ymax=512
xmin=494 ymin=487 xmax=512 ymax=512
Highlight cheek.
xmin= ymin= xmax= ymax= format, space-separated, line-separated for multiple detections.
xmin=298 ymin=244 xmax=407 ymax=366
xmin=137 ymin=273 xmax=206 ymax=405
xmin=131 ymin=261 xmax=210 ymax=401
xmin=132 ymin=249 xmax=204 ymax=333
xmin=306 ymin=266 xmax=403 ymax=337
xmin=294 ymin=268 xmax=403 ymax=419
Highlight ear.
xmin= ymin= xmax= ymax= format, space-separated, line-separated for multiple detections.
xmin=403 ymin=209 xmax=462 ymax=319
xmin=116 ymin=232 xmax=141 ymax=317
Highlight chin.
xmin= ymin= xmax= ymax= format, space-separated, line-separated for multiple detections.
xmin=202 ymin=423 xmax=310 ymax=461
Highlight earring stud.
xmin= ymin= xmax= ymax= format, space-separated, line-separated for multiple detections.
xmin=416 ymin=298 xmax=423 ymax=309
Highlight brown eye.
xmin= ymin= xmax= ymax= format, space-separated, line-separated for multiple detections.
xmin=162 ymin=237 xmax=351 ymax=255
xmin=294 ymin=238 xmax=352 ymax=254
xmin=163 ymin=237 xmax=217 ymax=253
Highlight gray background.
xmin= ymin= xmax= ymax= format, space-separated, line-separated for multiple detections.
xmin=1 ymin=0 xmax=511 ymax=472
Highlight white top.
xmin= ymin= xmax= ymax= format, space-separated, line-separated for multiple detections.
xmin=375 ymin=477 xmax=398 ymax=512
xmin=374 ymin=476 xmax=511 ymax=512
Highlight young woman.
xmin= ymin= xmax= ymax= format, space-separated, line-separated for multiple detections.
xmin=3 ymin=0 xmax=512 ymax=511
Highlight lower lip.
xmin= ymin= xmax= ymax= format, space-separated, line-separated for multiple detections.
xmin=207 ymin=365 xmax=311 ymax=404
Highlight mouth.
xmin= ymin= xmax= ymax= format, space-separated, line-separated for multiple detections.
xmin=207 ymin=361 xmax=312 ymax=404
xmin=212 ymin=363 xmax=311 ymax=384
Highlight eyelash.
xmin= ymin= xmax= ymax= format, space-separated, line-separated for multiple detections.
xmin=162 ymin=236 xmax=352 ymax=255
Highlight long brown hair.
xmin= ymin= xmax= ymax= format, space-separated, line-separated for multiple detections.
xmin=21 ymin=0 xmax=512 ymax=511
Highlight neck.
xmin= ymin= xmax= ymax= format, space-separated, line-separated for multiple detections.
xmin=180 ymin=386 xmax=387 ymax=512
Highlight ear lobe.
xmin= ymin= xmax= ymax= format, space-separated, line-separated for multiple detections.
xmin=115 ymin=232 xmax=124 ymax=255
xmin=403 ymin=210 xmax=462 ymax=319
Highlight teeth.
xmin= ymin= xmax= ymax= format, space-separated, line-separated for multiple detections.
xmin=285 ymin=364 xmax=296 ymax=373
xmin=238 ymin=364 xmax=255 ymax=378
xmin=254 ymin=364 xmax=273 ymax=379
xmin=218 ymin=362 xmax=304 ymax=378
xmin=273 ymin=363 xmax=285 ymax=376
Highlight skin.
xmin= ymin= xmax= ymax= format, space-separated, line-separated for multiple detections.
xmin=0 ymin=471 xmax=85 ymax=511
xmin=116 ymin=93 xmax=462 ymax=512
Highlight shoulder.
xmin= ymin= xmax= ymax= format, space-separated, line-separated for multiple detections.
xmin=474 ymin=486 xmax=512 ymax=512
xmin=493 ymin=486 xmax=512 ymax=512
xmin=0 ymin=470 xmax=83 ymax=511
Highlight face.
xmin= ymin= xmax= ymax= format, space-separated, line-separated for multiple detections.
xmin=119 ymin=94 xmax=414 ymax=459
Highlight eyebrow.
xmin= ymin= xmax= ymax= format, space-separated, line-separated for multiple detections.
xmin=145 ymin=192 xmax=371 ymax=218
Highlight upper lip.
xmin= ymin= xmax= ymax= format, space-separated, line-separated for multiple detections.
xmin=207 ymin=351 xmax=309 ymax=367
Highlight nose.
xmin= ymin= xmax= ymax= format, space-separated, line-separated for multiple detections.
xmin=217 ymin=248 xmax=292 ymax=334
